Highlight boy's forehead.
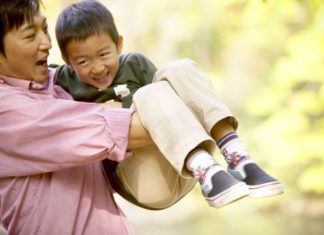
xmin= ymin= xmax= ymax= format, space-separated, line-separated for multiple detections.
xmin=65 ymin=32 xmax=116 ymax=57
xmin=68 ymin=31 xmax=114 ymax=48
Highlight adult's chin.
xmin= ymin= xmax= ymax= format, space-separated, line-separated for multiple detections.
xmin=33 ymin=72 xmax=49 ymax=83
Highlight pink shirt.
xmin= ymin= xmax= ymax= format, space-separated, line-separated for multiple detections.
xmin=0 ymin=69 xmax=134 ymax=235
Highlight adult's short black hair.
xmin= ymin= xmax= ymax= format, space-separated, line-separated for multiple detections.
xmin=0 ymin=0 xmax=41 ymax=56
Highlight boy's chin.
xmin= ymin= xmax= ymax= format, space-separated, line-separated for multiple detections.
xmin=97 ymin=85 xmax=109 ymax=91
xmin=95 ymin=80 xmax=113 ymax=91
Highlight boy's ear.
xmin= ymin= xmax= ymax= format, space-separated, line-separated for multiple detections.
xmin=62 ymin=56 xmax=73 ymax=70
xmin=117 ymin=35 xmax=123 ymax=54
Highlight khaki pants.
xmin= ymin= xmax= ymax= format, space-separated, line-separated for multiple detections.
xmin=114 ymin=59 xmax=238 ymax=209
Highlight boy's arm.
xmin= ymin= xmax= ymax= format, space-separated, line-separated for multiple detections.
xmin=117 ymin=52 xmax=158 ymax=108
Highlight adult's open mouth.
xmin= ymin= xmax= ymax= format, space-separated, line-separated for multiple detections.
xmin=36 ymin=59 xmax=47 ymax=66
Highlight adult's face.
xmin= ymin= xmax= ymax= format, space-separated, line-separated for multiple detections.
xmin=0 ymin=12 xmax=52 ymax=83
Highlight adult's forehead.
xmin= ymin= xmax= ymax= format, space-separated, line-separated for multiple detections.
xmin=19 ymin=12 xmax=47 ymax=29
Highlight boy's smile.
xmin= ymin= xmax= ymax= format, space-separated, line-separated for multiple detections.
xmin=64 ymin=32 xmax=123 ymax=90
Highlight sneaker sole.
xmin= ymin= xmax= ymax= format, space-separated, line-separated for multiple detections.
xmin=206 ymin=182 xmax=249 ymax=208
xmin=248 ymin=181 xmax=284 ymax=198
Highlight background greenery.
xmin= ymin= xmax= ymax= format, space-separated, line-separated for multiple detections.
xmin=2 ymin=0 xmax=323 ymax=234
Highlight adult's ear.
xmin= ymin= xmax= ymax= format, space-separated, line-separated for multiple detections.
xmin=0 ymin=52 xmax=5 ymax=64
xmin=0 ymin=52 xmax=6 ymax=69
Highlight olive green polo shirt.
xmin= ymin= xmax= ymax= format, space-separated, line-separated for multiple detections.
xmin=53 ymin=52 xmax=157 ymax=108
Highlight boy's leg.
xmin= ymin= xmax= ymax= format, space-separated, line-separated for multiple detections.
xmin=133 ymin=81 xmax=249 ymax=208
xmin=153 ymin=58 xmax=238 ymax=133
xmin=107 ymin=144 xmax=196 ymax=210
xmin=153 ymin=59 xmax=283 ymax=198
xmin=212 ymin=121 xmax=283 ymax=198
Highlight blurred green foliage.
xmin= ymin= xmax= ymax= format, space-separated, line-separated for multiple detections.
xmin=242 ymin=0 xmax=324 ymax=197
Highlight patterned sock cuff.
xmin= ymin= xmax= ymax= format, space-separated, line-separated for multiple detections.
xmin=217 ymin=131 xmax=238 ymax=149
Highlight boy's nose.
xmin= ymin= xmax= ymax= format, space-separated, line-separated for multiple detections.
xmin=91 ymin=63 xmax=105 ymax=75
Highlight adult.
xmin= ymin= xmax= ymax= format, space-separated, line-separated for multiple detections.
xmin=0 ymin=1 xmax=152 ymax=234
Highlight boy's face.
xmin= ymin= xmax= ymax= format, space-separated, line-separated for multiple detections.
xmin=64 ymin=32 xmax=123 ymax=90
xmin=0 ymin=13 xmax=51 ymax=83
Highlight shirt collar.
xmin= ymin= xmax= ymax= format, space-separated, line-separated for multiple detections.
xmin=0 ymin=73 xmax=50 ymax=91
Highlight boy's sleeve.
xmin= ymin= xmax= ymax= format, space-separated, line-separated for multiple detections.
xmin=119 ymin=53 xmax=158 ymax=108
xmin=131 ymin=52 xmax=157 ymax=85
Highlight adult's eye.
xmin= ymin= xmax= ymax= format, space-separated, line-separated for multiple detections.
xmin=24 ymin=33 xmax=36 ymax=39
xmin=43 ymin=26 xmax=49 ymax=34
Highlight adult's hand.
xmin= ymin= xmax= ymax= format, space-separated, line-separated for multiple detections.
xmin=101 ymin=102 xmax=153 ymax=149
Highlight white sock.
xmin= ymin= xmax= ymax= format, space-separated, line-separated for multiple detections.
xmin=186 ymin=148 xmax=217 ymax=175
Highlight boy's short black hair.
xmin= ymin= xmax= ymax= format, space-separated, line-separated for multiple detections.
xmin=0 ymin=0 xmax=41 ymax=56
xmin=56 ymin=0 xmax=120 ymax=59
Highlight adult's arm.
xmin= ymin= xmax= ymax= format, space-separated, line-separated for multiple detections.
xmin=128 ymin=111 xmax=153 ymax=149
xmin=102 ymin=101 xmax=153 ymax=149
xmin=0 ymin=88 xmax=133 ymax=178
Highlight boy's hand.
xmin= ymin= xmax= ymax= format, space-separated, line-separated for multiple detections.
xmin=102 ymin=100 xmax=123 ymax=109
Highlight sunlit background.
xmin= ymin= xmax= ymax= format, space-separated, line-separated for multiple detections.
xmin=1 ymin=0 xmax=323 ymax=234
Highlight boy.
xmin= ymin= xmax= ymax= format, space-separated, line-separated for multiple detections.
xmin=54 ymin=0 xmax=283 ymax=210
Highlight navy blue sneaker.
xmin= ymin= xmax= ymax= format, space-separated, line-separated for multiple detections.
xmin=196 ymin=164 xmax=249 ymax=208
xmin=225 ymin=155 xmax=284 ymax=198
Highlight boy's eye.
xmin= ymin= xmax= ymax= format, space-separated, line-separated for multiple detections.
xmin=75 ymin=58 xmax=88 ymax=65
xmin=100 ymin=52 xmax=110 ymax=57
xmin=77 ymin=60 xmax=87 ymax=65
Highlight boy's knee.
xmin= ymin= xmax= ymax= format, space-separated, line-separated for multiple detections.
xmin=134 ymin=81 xmax=169 ymax=103
xmin=155 ymin=58 xmax=198 ymax=81
xmin=166 ymin=58 xmax=195 ymax=69
xmin=163 ymin=58 xmax=196 ymax=72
